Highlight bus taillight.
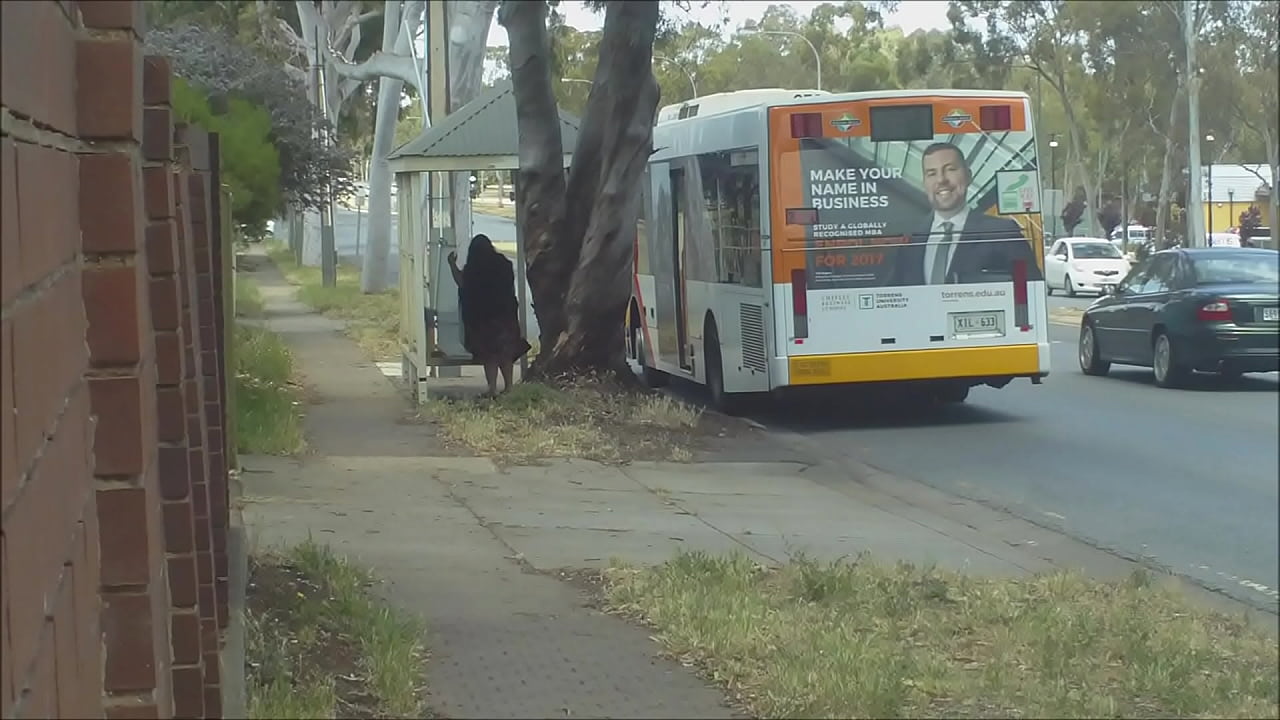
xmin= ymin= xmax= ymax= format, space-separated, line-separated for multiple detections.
xmin=791 ymin=268 xmax=809 ymax=339
xmin=790 ymin=112 xmax=823 ymax=138
xmin=979 ymin=105 xmax=1012 ymax=131
xmin=1012 ymin=259 xmax=1030 ymax=331
xmin=786 ymin=208 xmax=818 ymax=225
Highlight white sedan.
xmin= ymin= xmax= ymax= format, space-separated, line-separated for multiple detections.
xmin=1045 ymin=237 xmax=1131 ymax=297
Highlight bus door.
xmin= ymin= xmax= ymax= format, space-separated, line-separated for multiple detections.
xmin=670 ymin=166 xmax=691 ymax=370
xmin=650 ymin=164 xmax=684 ymax=371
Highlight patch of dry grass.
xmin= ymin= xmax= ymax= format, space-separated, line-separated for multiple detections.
xmin=602 ymin=551 xmax=1280 ymax=719
xmin=423 ymin=376 xmax=706 ymax=465
xmin=267 ymin=245 xmax=401 ymax=361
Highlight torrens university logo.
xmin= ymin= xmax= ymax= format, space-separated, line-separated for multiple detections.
xmin=831 ymin=113 xmax=861 ymax=132
xmin=942 ymin=109 xmax=972 ymax=128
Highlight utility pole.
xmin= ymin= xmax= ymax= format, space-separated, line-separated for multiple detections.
xmin=1184 ymin=0 xmax=1205 ymax=248
xmin=315 ymin=42 xmax=338 ymax=288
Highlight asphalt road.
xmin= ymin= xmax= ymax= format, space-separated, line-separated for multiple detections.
xmin=741 ymin=321 xmax=1279 ymax=614
xmin=330 ymin=209 xmax=1278 ymax=611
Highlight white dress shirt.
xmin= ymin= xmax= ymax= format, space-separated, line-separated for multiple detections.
xmin=922 ymin=207 xmax=970 ymax=285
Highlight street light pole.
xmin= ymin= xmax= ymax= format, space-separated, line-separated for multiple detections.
xmin=653 ymin=55 xmax=697 ymax=98
xmin=744 ymin=26 xmax=821 ymax=90
xmin=1048 ymin=135 xmax=1060 ymax=239
xmin=1205 ymin=133 xmax=1215 ymax=234
xmin=1048 ymin=136 xmax=1059 ymax=192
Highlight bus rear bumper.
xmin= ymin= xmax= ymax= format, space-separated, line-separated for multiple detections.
xmin=777 ymin=343 xmax=1048 ymax=387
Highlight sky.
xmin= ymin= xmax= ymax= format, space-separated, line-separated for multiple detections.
xmin=482 ymin=1 xmax=953 ymax=49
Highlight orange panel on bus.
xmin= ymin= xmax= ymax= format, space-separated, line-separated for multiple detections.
xmin=768 ymin=96 xmax=1038 ymax=285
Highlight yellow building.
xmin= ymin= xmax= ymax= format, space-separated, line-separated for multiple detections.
xmin=1201 ymin=164 xmax=1274 ymax=234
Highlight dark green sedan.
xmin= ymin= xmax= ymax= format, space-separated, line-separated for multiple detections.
xmin=1078 ymin=248 xmax=1280 ymax=387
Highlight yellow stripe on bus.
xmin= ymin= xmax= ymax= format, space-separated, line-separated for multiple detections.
xmin=788 ymin=344 xmax=1041 ymax=385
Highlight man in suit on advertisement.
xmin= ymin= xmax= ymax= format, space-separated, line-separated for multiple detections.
xmin=889 ymin=142 xmax=1042 ymax=286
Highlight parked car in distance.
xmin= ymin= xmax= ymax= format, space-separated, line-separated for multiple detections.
xmin=1078 ymin=248 xmax=1280 ymax=387
xmin=1045 ymin=237 xmax=1131 ymax=297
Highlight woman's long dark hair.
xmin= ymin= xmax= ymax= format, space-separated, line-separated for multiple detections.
xmin=459 ymin=234 xmax=517 ymax=348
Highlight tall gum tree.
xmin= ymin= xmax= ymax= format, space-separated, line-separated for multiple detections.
xmin=501 ymin=0 xmax=662 ymax=380
xmin=950 ymin=0 xmax=1105 ymax=237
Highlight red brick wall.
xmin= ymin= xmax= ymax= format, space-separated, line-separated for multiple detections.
xmin=2 ymin=2 xmax=232 ymax=718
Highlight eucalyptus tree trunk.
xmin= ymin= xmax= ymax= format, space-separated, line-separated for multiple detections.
xmin=359 ymin=0 xmax=407 ymax=293
xmin=1155 ymin=81 xmax=1185 ymax=249
xmin=501 ymin=0 xmax=661 ymax=380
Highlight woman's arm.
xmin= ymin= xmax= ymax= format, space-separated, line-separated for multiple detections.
xmin=448 ymin=252 xmax=463 ymax=287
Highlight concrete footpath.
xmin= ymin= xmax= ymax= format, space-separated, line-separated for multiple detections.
xmin=235 ymin=250 xmax=1259 ymax=719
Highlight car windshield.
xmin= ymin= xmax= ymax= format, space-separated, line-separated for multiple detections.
xmin=1073 ymin=243 xmax=1123 ymax=259
xmin=1191 ymin=253 xmax=1280 ymax=285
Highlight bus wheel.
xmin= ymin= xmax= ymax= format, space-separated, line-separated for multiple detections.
xmin=636 ymin=328 xmax=668 ymax=388
xmin=704 ymin=325 xmax=743 ymax=415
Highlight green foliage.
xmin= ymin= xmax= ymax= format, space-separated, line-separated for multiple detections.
xmin=172 ymin=76 xmax=281 ymax=238
xmin=1238 ymin=205 xmax=1262 ymax=241
xmin=504 ymin=0 xmax=1276 ymax=238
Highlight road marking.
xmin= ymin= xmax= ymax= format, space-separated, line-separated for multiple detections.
xmin=375 ymin=362 xmax=402 ymax=379
xmin=1043 ymin=511 xmax=1066 ymax=520
xmin=1193 ymin=564 xmax=1280 ymax=601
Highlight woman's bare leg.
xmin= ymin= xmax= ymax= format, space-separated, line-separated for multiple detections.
xmin=483 ymin=362 xmax=499 ymax=396
xmin=499 ymin=361 xmax=514 ymax=392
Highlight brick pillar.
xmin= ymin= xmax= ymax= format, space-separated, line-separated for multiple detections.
xmin=2 ymin=0 xmax=103 ymax=714
xmin=140 ymin=55 xmax=210 ymax=720
xmin=172 ymin=128 xmax=222 ymax=716
xmin=205 ymin=136 xmax=232 ymax=643
xmin=76 ymin=3 xmax=174 ymax=717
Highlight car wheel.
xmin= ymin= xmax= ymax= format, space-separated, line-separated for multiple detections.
xmin=1152 ymin=332 xmax=1189 ymax=388
xmin=1065 ymin=275 xmax=1077 ymax=297
xmin=1078 ymin=321 xmax=1110 ymax=376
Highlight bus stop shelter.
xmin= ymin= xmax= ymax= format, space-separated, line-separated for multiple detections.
xmin=387 ymin=79 xmax=581 ymax=403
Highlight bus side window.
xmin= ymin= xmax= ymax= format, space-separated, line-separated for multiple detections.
xmin=723 ymin=166 xmax=762 ymax=288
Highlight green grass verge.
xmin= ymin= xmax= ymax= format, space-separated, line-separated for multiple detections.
xmin=267 ymin=244 xmax=401 ymax=361
xmin=233 ymin=277 xmax=304 ymax=455
xmin=246 ymin=539 xmax=427 ymax=719
xmin=603 ymin=551 xmax=1279 ymax=719
xmin=236 ymin=275 xmax=266 ymax=318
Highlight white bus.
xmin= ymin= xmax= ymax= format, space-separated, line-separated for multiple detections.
xmin=626 ymin=88 xmax=1052 ymax=411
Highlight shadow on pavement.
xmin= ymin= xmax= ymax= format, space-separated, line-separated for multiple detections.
xmin=663 ymin=377 xmax=1024 ymax=432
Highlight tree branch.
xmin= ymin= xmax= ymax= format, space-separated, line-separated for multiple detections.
xmin=325 ymin=44 xmax=423 ymax=90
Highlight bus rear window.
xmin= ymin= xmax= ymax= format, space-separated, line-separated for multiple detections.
xmin=869 ymin=105 xmax=934 ymax=142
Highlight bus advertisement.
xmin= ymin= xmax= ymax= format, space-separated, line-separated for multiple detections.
xmin=629 ymin=89 xmax=1051 ymax=411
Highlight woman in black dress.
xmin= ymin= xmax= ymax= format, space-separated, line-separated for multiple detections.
xmin=448 ymin=234 xmax=532 ymax=396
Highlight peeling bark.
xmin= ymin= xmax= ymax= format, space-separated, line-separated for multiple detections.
xmin=501 ymin=0 xmax=569 ymax=360
xmin=551 ymin=1 xmax=661 ymax=376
